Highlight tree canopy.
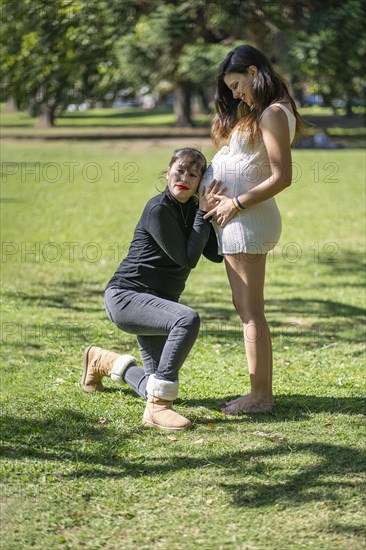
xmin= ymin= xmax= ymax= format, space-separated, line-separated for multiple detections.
xmin=287 ymin=0 xmax=366 ymax=115
xmin=1 ymin=0 xmax=137 ymax=125
xmin=1 ymin=0 xmax=365 ymax=126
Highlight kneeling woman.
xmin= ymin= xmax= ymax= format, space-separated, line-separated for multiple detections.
xmin=81 ymin=148 xmax=222 ymax=431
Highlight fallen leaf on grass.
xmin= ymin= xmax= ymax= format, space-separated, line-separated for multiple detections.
xmin=207 ymin=423 xmax=215 ymax=429
xmin=98 ymin=417 xmax=108 ymax=424
xmin=167 ymin=435 xmax=178 ymax=441
xmin=254 ymin=431 xmax=286 ymax=441
xmin=324 ymin=423 xmax=333 ymax=427
xmin=205 ymin=499 xmax=214 ymax=505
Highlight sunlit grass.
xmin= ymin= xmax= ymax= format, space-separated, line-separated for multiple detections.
xmin=1 ymin=139 xmax=365 ymax=549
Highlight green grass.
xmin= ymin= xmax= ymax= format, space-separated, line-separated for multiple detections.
xmin=0 ymin=106 xmax=211 ymax=129
xmin=0 ymin=104 xmax=359 ymax=127
xmin=1 ymin=104 xmax=364 ymax=128
xmin=2 ymin=104 xmax=365 ymax=148
xmin=1 ymin=137 xmax=365 ymax=549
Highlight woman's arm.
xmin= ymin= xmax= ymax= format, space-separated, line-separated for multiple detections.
xmin=204 ymin=107 xmax=293 ymax=227
xmin=245 ymin=106 xmax=293 ymax=202
xmin=147 ymin=204 xmax=211 ymax=269
xmin=202 ymin=225 xmax=224 ymax=263
xmin=147 ymin=180 xmax=223 ymax=268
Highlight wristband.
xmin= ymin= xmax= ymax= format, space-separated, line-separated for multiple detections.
xmin=232 ymin=196 xmax=245 ymax=211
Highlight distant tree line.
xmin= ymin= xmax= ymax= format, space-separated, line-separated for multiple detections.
xmin=1 ymin=0 xmax=365 ymax=127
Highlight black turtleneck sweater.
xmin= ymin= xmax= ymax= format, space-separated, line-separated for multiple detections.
xmin=106 ymin=187 xmax=222 ymax=301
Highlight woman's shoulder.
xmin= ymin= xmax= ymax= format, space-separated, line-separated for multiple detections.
xmin=139 ymin=193 xmax=170 ymax=226
xmin=262 ymin=101 xmax=295 ymax=118
xmin=260 ymin=102 xmax=294 ymax=129
xmin=259 ymin=101 xmax=297 ymax=143
xmin=142 ymin=193 xmax=163 ymax=212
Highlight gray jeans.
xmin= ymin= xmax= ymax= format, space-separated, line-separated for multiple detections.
xmin=104 ymin=287 xmax=200 ymax=399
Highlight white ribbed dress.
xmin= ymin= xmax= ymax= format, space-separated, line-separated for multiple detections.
xmin=202 ymin=103 xmax=296 ymax=255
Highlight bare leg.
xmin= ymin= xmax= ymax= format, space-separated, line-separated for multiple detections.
xmin=222 ymin=253 xmax=273 ymax=414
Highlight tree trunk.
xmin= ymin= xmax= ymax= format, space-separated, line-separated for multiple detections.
xmin=246 ymin=9 xmax=269 ymax=54
xmin=246 ymin=9 xmax=287 ymax=71
xmin=4 ymin=98 xmax=20 ymax=112
xmin=345 ymin=99 xmax=353 ymax=116
xmin=198 ymin=87 xmax=211 ymax=114
xmin=29 ymin=85 xmax=57 ymax=127
xmin=174 ymin=82 xmax=193 ymax=127
xmin=35 ymin=105 xmax=56 ymax=128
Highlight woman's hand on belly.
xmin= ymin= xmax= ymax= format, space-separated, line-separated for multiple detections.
xmin=199 ymin=179 xmax=226 ymax=212
xmin=203 ymin=194 xmax=238 ymax=228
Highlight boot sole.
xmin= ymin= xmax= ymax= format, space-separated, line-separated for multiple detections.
xmin=81 ymin=346 xmax=104 ymax=392
xmin=142 ymin=419 xmax=192 ymax=431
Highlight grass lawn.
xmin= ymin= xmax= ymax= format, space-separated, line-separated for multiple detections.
xmin=0 ymin=106 xmax=211 ymax=133
xmin=1 ymin=136 xmax=365 ymax=549
xmin=1 ymin=105 xmax=365 ymax=146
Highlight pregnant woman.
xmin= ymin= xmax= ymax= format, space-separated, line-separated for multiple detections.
xmin=202 ymin=45 xmax=304 ymax=414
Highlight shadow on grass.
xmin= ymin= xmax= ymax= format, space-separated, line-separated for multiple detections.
xmin=1 ymin=407 xmax=138 ymax=466
xmin=216 ymin=441 xmax=365 ymax=508
xmin=5 ymin=291 xmax=361 ymax=344
xmin=3 ymin=281 xmax=104 ymax=313
xmin=271 ymin=248 xmax=366 ymax=285
xmin=182 ymin=394 xmax=365 ymax=419
xmin=332 ymin=523 xmax=366 ymax=540
xmin=2 ymin=407 xmax=364 ymax=518
xmin=60 ymin=107 xmax=173 ymax=121
xmin=267 ymin=297 xmax=364 ymax=319
xmin=0 ymin=131 xmax=211 ymax=141
xmin=0 ymin=198 xmax=26 ymax=204
xmin=196 ymin=297 xmax=363 ymax=347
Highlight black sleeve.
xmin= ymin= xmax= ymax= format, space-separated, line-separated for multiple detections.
xmin=147 ymin=204 xmax=211 ymax=268
xmin=202 ymin=224 xmax=224 ymax=263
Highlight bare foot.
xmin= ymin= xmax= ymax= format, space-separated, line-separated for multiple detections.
xmin=222 ymin=393 xmax=273 ymax=414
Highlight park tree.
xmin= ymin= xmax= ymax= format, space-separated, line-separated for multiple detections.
xmin=115 ymin=0 xmax=295 ymax=126
xmin=2 ymin=0 xmax=364 ymax=126
xmin=0 ymin=0 xmax=138 ymax=126
xmin=116 ymin=2 xmax=226 ymax=127
xmin=117 ymin=0 xmax=365 ymax=124
xmin=287 ymin=0 xmax=366 ymax=114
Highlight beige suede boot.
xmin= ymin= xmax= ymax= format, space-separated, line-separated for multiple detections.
xmin=142 ymin=375 xmax=192 ymax=431
xmin=143 ymin=395 xmax=192 ymax=431
xmin=81 ymin=346 xmax=136 ymax=393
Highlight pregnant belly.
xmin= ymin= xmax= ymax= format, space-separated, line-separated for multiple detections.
xmin=202 ymin=158 xmax=269 ymax=195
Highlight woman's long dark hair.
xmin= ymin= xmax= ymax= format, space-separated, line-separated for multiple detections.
xmin=211 ymin=45 xmax=305 ymax=148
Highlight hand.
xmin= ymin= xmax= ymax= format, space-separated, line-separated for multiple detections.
xmin=199 ymin=179 xmax=225 ymax=212
xmin=203 ymin=194 xmax=238 ymax=227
